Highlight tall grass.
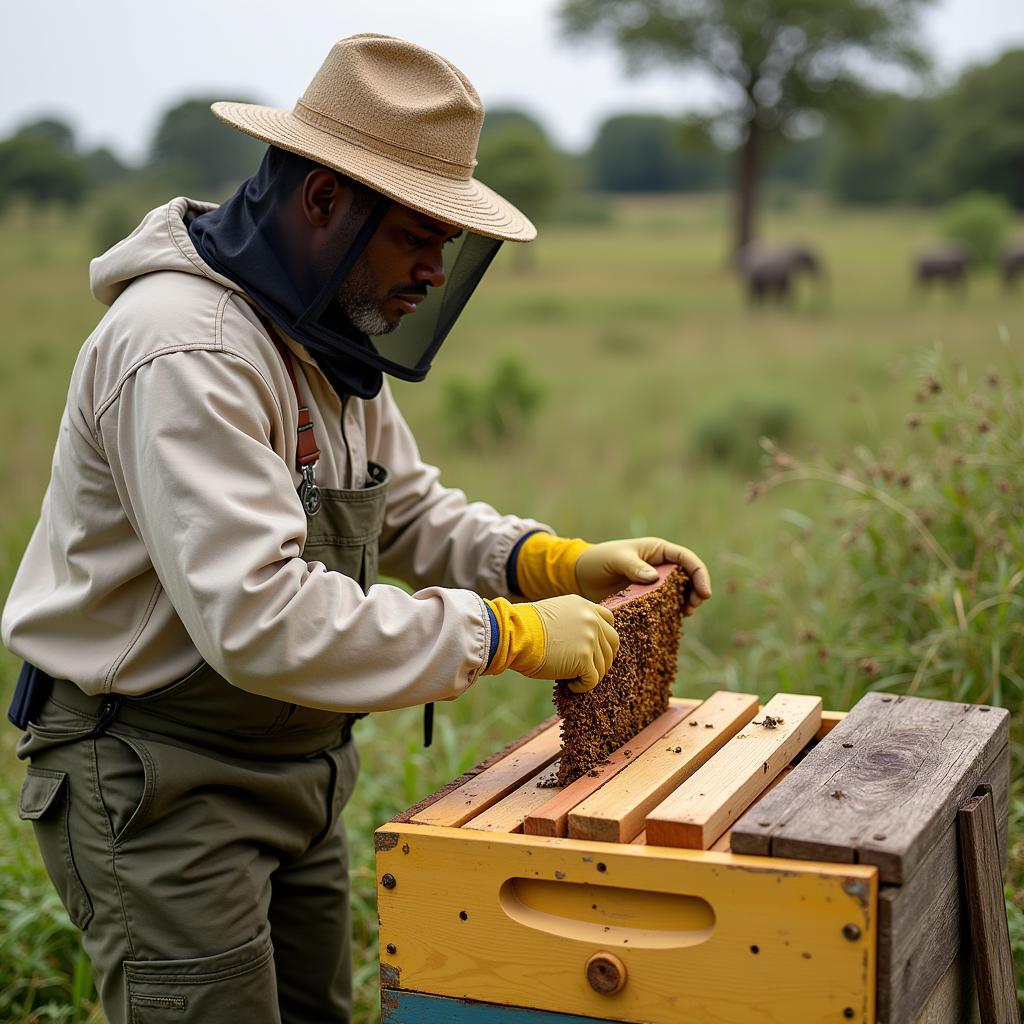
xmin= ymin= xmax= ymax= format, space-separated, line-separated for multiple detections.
xmin=0 ymin=194 xmax=1021 ymax=1021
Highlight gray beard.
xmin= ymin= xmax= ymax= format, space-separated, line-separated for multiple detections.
xmin=339 ymin=297 xmax=396 ymax=336
xmin=336 ymin=255 xmax=399 ymax=336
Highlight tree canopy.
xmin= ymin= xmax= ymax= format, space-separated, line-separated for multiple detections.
xmin=559 ymin=0 xmax=935 ymax=252
xmin=150 ymin=97 xmax=267 ymax=194
xmin=589 ymin=114 xmax=724 ymax=192
xmin=933 ymin=50 xmax=1024 ymax=209
xmin=475 ymin=120 xmax=567 ymax=225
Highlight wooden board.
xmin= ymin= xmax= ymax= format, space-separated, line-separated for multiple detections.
xmin=645 ymin=693 xmax=822 ymax=850
xmin=567 ymin=691 xmax=760 ymax=843
xmin=409 ymin=721 xmax=562 ymax=828
xmin=877 ymin=744 xmax=1008 ymax=1024
xmin=730 ymin=692 xmax=1010 ymax=884
xmin=958 ymin=785 xmax=1017 ymax=1024
xmin=377 ymin=823 xmax=877 ymax=1024
xmin=522 ymin=699 xmax=698 ymax=838
xmin=391 ymin=715 xmax=559 ymax=826
xmin=709 ymin=766 xmax=793 ymax=853
xmin=910 ymin=953 xmax=980 ymax=1024
xmin=463 ymin=761 xmax=563 ymax=833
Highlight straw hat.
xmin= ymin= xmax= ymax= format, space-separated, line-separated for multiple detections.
xmin=212 ymin=33 xmax=536 ymax=243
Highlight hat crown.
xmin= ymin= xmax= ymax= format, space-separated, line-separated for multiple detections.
xmin=295 ymin=34 xmax=483 ymax=179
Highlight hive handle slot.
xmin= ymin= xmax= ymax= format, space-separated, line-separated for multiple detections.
xmin=499 ymin=876 xmax=715 ymax=950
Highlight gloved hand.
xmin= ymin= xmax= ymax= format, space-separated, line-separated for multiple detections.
xmin=484 ymin=594 xmax=619 ymax=693
xmin=574 ymin=537 xmax=712 ymax=616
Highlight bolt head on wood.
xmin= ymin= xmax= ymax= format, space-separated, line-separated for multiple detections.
xmin=585 ymin=951 xmax=627 ymax=995
xmin=381 ymin=872 xmax=397 ymax=890
xmin=842 ymin=923 xmax=861 ymax=941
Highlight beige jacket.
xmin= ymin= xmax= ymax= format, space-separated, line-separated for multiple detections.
xmin=2 ymin=198 xmax=549 ymax=711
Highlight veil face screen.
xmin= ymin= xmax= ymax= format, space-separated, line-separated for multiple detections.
xmin=369 ymin=233 xmax=501 ymax=374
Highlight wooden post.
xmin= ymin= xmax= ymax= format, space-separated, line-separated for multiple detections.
xmin=958 ymin=785 xmax=1017 ymax=1024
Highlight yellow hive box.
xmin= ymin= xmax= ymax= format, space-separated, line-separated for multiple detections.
xmin=376 ymin=692 xmax=1007 ymax=1024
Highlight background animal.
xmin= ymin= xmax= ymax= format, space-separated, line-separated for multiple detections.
xmin=914 ymin=242 xmax=972 ymax=290
xmin=1002 ymin=240 xmax=1024 ymax=289
xmin=738 ymin=243 xmax=825 ymax=306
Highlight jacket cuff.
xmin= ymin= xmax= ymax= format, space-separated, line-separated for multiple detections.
xmin=515 ymin=533 xmax=592 ymax=601
xmin=484 ymin=602 xmax=500 ymax=668
xmin=482 ymin=598 xmax=545 ymax=676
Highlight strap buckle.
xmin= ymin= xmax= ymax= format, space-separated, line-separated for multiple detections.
xmin=300 ymin=462 xmax=322 ymax=516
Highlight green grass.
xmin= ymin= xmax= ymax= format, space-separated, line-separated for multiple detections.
xmin=0 ymin=192 xmax=1022 ymax=1021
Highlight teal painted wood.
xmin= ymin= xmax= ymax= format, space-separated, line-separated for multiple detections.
xmin=381 ymin=990 xmax=613 ymax=1023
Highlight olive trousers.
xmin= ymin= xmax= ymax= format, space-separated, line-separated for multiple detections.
xmin=17 ymin=694 xmax=360 ymax=1023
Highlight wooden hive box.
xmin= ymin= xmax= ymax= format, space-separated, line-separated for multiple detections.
xmin=375 ymin=691 xmax=1009 ymax=1024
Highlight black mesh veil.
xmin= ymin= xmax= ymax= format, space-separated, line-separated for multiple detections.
xmin=189 ymin=148 xmax=502 ymax=393
xmin=368 ymin=232 xmax=501 ymax=377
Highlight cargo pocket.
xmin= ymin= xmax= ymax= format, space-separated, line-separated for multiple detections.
xmin=124 ymin=927 xmax=277 ymax=1022
xmin=18 ymin=767 xmax=94 ymax=931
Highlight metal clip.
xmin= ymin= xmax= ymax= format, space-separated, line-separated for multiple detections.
xmin=300 ymin=462 xmax=322 ymax=516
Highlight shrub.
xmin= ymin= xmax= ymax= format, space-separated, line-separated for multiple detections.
xmin=941 ymin=190 xmax=1015 ymax=267
xmin=732 ymin=342 xmax=1022 ymax=712
xmin=693 ymin=397 xmax=798 ymax=473
xmin=441 ymin=354 xmax=544 ymax=448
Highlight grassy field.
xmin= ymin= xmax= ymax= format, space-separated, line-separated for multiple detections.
xmin=0 ymin=192 xmax=1021 ymax=1021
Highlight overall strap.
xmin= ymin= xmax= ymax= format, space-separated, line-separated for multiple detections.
xmin=259 ymin=316 xmax=321 ymax=471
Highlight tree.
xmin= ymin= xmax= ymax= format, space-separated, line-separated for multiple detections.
xmin=822 ymin=94 xmax=943 ymax=205
xmin=559 ymin=0 xmax=935 ymax=256
xmin=15 ymin=116 xmax=76 ymax=154
xmin=932 ymin=50 xmax=1024 ymax=209
xmin=83 ymin=145 xmax=132 ymax=187
xmin=589 ymin=114 xmax=723 ymax=192
xmin=481 ymin=107 xmax=551 ymax=142
xmin=0 ymin=134 xmax=88 ymax=210
xmin=150 ymin=97 xmax=267 ymax=194
xmin=475 ymin=123 xmax=567 ymax=225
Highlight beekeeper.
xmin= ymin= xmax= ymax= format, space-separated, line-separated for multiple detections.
xmin=2 ymin=33 xmax=711 ymax=1024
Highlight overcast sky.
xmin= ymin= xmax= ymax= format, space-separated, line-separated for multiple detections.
xmin=2 ymin=0 xmax=1023 ymax=161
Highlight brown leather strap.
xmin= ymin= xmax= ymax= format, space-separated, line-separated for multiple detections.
xmin=259 ymin=316 xmax=321 ymax=469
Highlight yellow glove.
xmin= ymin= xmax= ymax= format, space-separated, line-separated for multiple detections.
xmin=484 ymin=595 xmax=619 ymax=693
xmin=574 ymin=537 xmax=712 ymax=616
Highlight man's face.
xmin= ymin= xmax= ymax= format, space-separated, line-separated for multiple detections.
xmin=336 ymin=203 xmax=462 ymax=336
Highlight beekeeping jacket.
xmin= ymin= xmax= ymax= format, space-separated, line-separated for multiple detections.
xmin=1 ymin=197 xmax=548 ymax=710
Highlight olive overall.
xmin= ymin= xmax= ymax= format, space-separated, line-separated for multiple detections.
xmin=16 ymin=336 xmax=387 ymax=1024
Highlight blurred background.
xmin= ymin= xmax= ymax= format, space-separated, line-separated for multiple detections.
xmin=1 ymin=1 xmax=1022 ymax=1020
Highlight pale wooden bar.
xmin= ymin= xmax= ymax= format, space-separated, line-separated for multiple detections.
xmin=645 ymin=693 xmax=822 ymax=849
xmin=409 ymin=720 xmax=562 ymax=828
xmin=523 ymin=699 xmax=698 ymax=838
xmin=567 ymin=691 xmax=760 ymax=843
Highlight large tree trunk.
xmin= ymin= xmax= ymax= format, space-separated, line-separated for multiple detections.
xmin=733 ymin=118 xmax=760 ymax=262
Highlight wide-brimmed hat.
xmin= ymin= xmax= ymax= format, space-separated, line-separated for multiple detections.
xmin=212 ymin=33 xmax=536 ymax=243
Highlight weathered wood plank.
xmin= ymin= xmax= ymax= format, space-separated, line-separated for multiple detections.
xmin=877 ymin=744 xmax=1008 ymax=1024
xmin=910 ymin=953 xmax=980 ymax=1024
xmin=566 ymin=691 xmax=760 ymax=843
xmin=522 ymin=699 xmax=698 ymax=838
xmin=409 ymin=721 xmax=562 ymax=828
xmin=730 ymin=693 xmax=1010 ymax=884
xmin=462 ymin=761 xmax=563 ymax=833
xmin=646 ymin=693 xmax=822 ymax=849
xmin=959 ymin=785 xmax=1017 ymax=1024
xmin=709 ymin=766 xmax=793 ymax=854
